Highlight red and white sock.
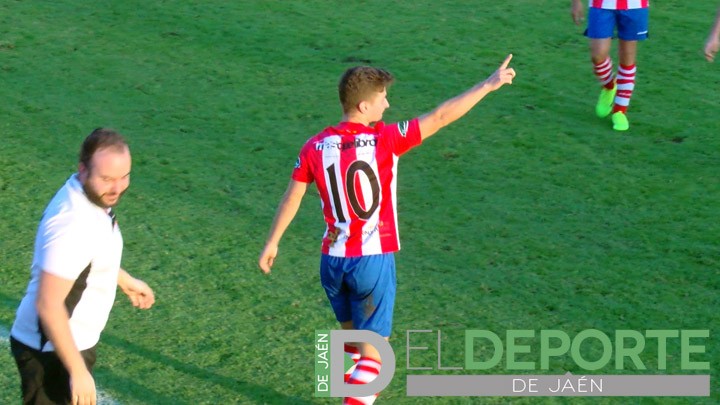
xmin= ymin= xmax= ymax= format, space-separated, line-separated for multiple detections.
xmin=613 ymin=63 xmax=636 ymax=114
xmin=593 ymin=57 xmax=615 ymax=89
xmin=344 ymin=344 xmax=361 ymax=382
xmin=343 ymin=356 xmax=381 ymax=405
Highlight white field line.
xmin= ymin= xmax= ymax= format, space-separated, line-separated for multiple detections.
xmin=1 ymin=324 xmax=121 ymax=405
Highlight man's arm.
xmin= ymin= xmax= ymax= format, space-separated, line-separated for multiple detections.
xmin=418 ymin=54 xmax=516 ymax=141
xmin=571 ymin=0 xmax=585 ymax=26
xmin=36 ymin=272 xmax=96 ymax=405
xmin=258 ymin=180 xmax=309 ymax=273
xmin=705 ymin=7 xmax=720 ymax=62
xmin=118 ymin=269 xmax=155 ymax=309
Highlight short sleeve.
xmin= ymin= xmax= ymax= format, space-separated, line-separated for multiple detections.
xmin=291 ymin=141 xmax=315 ymax=184
xmin=378 ymin=118 xmax=422 ymax=156
xmin=36 ymin=213 xmax=94 ymax=280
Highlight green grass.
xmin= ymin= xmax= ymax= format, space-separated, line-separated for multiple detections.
xmin=1 ymin=0 xmax=718 ymax=404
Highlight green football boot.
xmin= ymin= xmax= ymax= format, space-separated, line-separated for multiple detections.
xmin=595 ymin=84 xmax=616 ymax=118
xmin=611 ymin=111 xmax=629 ymax=131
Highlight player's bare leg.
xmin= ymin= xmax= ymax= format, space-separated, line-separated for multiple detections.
xmin=618 ymin=39 xmax=637 ymax=66
xmin=590 ymin=37 xmax=612 ymax=64
xmin=339 ymin=320 xmax=383 ymax=362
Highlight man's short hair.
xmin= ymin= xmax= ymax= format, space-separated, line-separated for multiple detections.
xmin=79 ymin=128 xmax=128 ymax=169
xmin=338 ymin=66 xmax=394 ymax=114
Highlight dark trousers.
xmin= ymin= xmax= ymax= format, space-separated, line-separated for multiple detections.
xmin=10 ymin=336 xmax=97 ymax=405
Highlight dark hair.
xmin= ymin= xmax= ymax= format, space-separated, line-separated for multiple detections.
xmin=79 ymin=128 xmax=129 ymax=169
xmin=338 ymin=66 xmax=394 ymax=113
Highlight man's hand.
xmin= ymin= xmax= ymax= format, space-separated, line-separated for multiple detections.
xmin=483 ymin=54 xmax=516 ymax=92
xmin=119 ymin=274 xmax=155 ymax=309
xmin=70 ymin=367 xmax=96 ymax=405
xmin=258 ymin=244 xmax=278 ymax=274
xmin=571 ymin=0 xmax=585 ymax=26
xmin=705 ymin=36 xmax=720 ymax=62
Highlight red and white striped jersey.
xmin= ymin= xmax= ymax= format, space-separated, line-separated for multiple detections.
xmin=589 ymin=0 xmax=649 ymax=9
xmin=292 ymin=119 xmax=422 ymax=257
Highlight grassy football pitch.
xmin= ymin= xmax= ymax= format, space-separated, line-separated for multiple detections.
xmin=0 ymin=1 xmax=718 ymax=404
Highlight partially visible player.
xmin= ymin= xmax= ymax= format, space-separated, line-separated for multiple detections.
xmin=10 ymin=128 xmax=155 ymax=405
xmin=571 ymin=0 xmax=649 ymax=131
xmin=705 ymin=6 xmax=720 ymax=62
xmin=258 ymin=56 xmax=515 ymax=404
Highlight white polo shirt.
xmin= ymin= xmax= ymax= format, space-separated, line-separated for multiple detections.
xmin=11 ymin=174 xmax=123 ymax=352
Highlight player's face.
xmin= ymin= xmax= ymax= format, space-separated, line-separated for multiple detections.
xmin=366 ymin=87 xmax=390 ymax=122
xmin=79 ymin=147 xmax=132 ymax=208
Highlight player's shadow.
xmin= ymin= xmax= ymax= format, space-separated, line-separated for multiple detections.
xmin=100 ymin=333 xmax=315 ymax=404
xmin=0 ymin=292 xmax=313 ymax=404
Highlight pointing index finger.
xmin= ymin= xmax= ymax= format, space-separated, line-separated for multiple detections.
xmin=500 ymin=54 xmax=513 ymax=69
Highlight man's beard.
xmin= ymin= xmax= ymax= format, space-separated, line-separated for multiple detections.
xmin=82 ymin=182 xmax=125 ymax=209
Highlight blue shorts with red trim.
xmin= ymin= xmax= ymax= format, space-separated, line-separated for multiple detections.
xmin=586 ymin=7 xmax=649 ymax=41
xmin=320 ymin=253 xmax=396 ymax=337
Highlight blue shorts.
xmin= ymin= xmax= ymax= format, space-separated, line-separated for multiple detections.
xmin=320 ymin=253 xmax=396 ymax=337
xmin=586 ymin=7 xmax=649 ymax=41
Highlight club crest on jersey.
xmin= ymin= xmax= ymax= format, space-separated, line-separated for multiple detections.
xmin=294 ymin=157 xmax=301 ymax=169
xmin=398 ymin=121 xmax=409 ymax=137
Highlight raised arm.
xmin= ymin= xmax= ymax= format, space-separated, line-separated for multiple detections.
xmin=258 ymin=180 xmax=309 ymax=273
xmin=418 ymin=54 xmax=516 ymax=140
xmin=705 ymin=7 xmax=720 ymax=62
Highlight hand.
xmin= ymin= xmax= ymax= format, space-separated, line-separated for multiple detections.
xmin=120 ymin=276 xmax=155 ymax=309
xmin=258 ymin=244 xmax=278 ymax=274
xmin=483 ymin=54 xmax=516 ymax=92
xmin=705 ymin=36 xmax=720 ymax=62
xmin=70 ymin=368 xmax=96 ymax=405
xmin=571 ymin=1 xmax=584 ymax=26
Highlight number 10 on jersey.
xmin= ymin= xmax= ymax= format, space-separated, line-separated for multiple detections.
xmin=325 ymin=161 xmax=380 ymax=222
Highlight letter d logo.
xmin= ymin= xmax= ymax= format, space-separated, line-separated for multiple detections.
xmin=330 ymin=330 xmax=396 ymax=397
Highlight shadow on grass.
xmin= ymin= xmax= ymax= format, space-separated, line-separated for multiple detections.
xmin=100 ymin=333 xmax=315 ymax=404
xmin=0 ymin=292 xmax=314 ymax=405
xmin=88 ymin=368 xmax=184 ymax=405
